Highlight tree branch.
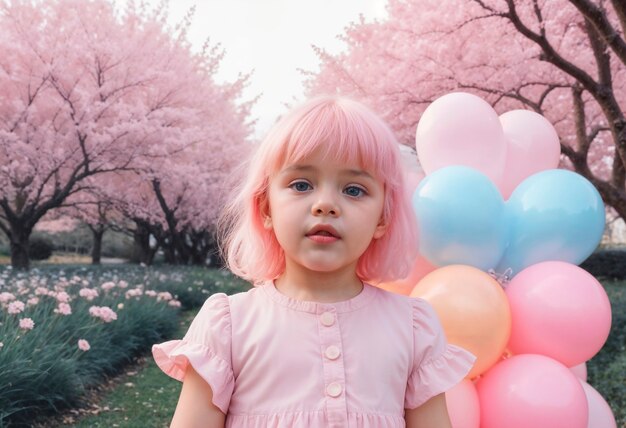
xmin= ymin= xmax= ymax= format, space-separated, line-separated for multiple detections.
xmin=569 ymin=0 xmax=626 ymax=66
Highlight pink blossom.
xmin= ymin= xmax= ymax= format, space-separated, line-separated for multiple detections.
xmin=118 ymin=280 xmax=128 ymax=289
xmin=56 ymin=291 xmax=70 ymax=303
xmin=168 ymin=300 xmax=182 ymax=308
xmin=0 ymin=292 xmax=15 ymax=303
xmin=157 ymin=292 xmax=173 ymax=302
xmin=117 ymin=303 xmax=124 ymax=310
xmin=19 ymin=318 xmax=34 ymax=330
xmin=125 ymin=288 xmax=143 ymax=298
xmin=8 ymin=301 xmax=25 ymax=314
xmin=79 ymin=288 xmax=99 ymax=301
xmin=54 ymin=302 xmax=72 ymax=316
xmin=145 ymin=290 xmax=157 ymax=297
xmin=27 ymin=297 xmax=39 ymax=306
xmin=89 ymin=306 xmax=118 ymax=323
xmin=34 ymin=287 xmax=49 ymax=296
xmin=101 ymin=281 xmax=116 ymax=291
xmin=78 ymin=339 xmax=90 ymax=351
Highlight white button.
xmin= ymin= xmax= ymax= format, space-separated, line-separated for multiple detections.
xmin=325 ymin=345 xmax=341 ymax=360
xmin=326 ymin=382 xmax=342 ymax=397
xmin=320 ymin=312 xmax=335 ymax=326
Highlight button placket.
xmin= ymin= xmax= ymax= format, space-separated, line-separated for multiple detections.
xmin=318 ymin=306 xmax=348 ymax=427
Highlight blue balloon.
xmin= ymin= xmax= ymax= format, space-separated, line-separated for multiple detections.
xmin=412 ymin=166 xmax=507 ymax=271
xmin=496 ymin=169 xmax=605 ymax=277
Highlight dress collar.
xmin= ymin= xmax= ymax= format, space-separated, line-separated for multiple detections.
xmin=261 ymin=280 xmax=377 ymax=313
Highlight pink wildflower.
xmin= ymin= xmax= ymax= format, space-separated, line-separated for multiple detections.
xmin=54 ymin=302 xmax=72 ymax=316
xmin=157 ymin=292 xmax=173 ymax=302
xmin=27 ymin=297 xmax=39 ymax=306
xmin=34 ymin=287 xmax=49 ymax=296
xmin=79 ymin=288 xmax=99 ymax=301
xmin=78 ymin=339 xmax=90 ymax=351
xmin=89 ymin=306 xmax=118 ymax=323
xmin=8 ymin=301 xmax=25 ymax=314
xmin=125 ymin=288 xmax=143 ymax=299
xmin=19 ymin=318 xmax=34 ymax=330
xmin=56 ymin=291 xmax=70 ymax=303
xmin=118 ymin=280 xmax=128 ymax=289
xmin=101 ymin=281 xmax=116 ymax=291
xmin=168 ymin=300 xmax=182 ymax=308
xmin=144 ymin=290 xmax=157 ymax=297
xmin=0 ymin=292 xmax=15 ymax=303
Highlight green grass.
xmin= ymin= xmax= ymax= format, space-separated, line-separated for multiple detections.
xmin=51 ymin=310 xmax=198 ymax=428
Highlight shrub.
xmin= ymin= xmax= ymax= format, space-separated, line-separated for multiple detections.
xmin=581 ymin=249 xmax=626 ymax=280
xmin=29 ymin=235 xmax=53 ymax=260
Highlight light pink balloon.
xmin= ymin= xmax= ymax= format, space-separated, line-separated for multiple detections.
xmin=415 ymin=92 xmax=506 ymax=184
xmin=570 ymin=362 xmax=588 ymax=381
xmin=498 ymin=110 xmax=561 ymax=199
xmin=446 ymin=380 xmax=479 ymax=428
xmin=580 ymin=381 xmax=617 ymax=428
xmin=476 ymin=354 xmax=588 ymax=428
xmin=505 ymin=261 xmax=612 ymax=367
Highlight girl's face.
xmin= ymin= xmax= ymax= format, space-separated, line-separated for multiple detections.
xmin=264 ymin=148 xmax=387 ymax=280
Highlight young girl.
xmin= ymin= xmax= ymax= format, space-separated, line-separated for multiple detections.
xmin=152 ymin=96 xmax=475 ymax=427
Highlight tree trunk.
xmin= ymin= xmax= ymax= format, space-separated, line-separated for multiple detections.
xmin=91 ymin=228 xmax=104 ymax=265
xmin=9 ymin=223 xmax=32 ymax=270
xmin=132 ymin=221 xmax=153 ymax=265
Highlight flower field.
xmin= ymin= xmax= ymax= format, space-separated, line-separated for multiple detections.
xmin=0 ymin=265 xmax=251 ymax=427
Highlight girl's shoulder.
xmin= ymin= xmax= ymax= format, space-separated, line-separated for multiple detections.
xmin=370 ymin=285 xmax=442 ymax=329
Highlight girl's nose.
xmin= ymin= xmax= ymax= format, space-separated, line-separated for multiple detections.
xmin=311 ymin=192 xmax=340 ymax=216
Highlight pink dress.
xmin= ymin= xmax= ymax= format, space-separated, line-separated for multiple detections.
xmin=152 ymin=282 xmax=475 ymax=427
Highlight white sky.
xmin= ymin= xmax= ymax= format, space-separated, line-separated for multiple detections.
xmin=116 ymin=0 xmax=388 ymax=138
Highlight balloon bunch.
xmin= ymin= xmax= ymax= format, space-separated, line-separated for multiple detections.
xmin=394 ymin=92 xmax=615 ymax=428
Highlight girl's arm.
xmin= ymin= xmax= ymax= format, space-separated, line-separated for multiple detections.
xmin=170 ymin=365 xmax=226 ymax=428
xmin=405 ymin=393 xmax=452 ymax=428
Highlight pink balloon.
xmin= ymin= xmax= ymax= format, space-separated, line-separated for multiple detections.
xmin=476 ymin=354 xmax=588 ymax=428
xmin=570 ymin=362 xmax=588 ymax=381
xmin=505 ymin=261 xmax=612 ymax=367
xmin=580 ymin=381 xmax=617 ymax=428
xmin=446 ymin=380 xmax=479 ymax=428
xmin=498 ymin=110 xmax=561 ymax=199
xmin=415 ymin=92 xmax=506 ymax=184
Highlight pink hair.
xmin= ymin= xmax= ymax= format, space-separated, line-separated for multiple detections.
xmin=218 ymin=95 xmax=418 ymax=284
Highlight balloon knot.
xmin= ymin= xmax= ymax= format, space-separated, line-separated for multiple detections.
xmin=488 ymin=268 xmax=512 ymax=287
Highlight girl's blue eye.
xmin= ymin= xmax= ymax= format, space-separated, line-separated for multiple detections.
xmin=290 ymin=181 xmax=311 ymax=192
xmin=345 ymin=186 xmax=366 ymax=197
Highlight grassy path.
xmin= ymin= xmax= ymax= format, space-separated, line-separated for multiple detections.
xmin=60 ymin=309 xmax=199 ymax=428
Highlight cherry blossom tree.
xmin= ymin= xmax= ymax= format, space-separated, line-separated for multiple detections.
xmin=306 ymin=0 xmax=626 ymax=222
xmin=0 ymin=0 xmax=253 ymax=268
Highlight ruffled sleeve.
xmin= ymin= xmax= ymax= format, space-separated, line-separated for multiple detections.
xmin=152 ymin=293 xmax=233 ymax=414
xmin=404 ymin=297 xmax=476 ymax=409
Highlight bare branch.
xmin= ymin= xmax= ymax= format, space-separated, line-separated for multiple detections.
xmin=569 ymin=0 xmax=626 ymax=66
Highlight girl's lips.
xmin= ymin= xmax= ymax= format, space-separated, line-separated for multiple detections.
xmin=307 ymin=234 xmax=339 ymax=244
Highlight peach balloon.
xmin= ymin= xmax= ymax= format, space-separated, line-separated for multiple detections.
xmin=411 ymin=265 xmax=511 ymax=378
xmin=376 ymin=254 xmax=436 ymax=296
xmin=446 ymin=380 xmax=480 ymax=428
